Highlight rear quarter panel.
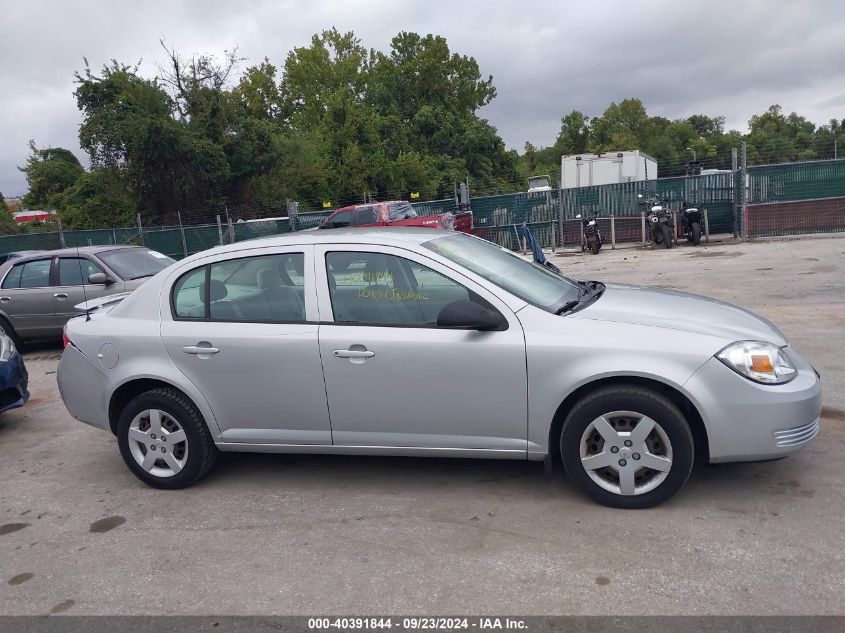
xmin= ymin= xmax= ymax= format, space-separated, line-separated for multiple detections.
xmin=64 ymin=274 xmax=224 ymax=439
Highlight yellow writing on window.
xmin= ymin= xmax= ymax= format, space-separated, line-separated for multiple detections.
xmin=357 ymin=287 xmax=429 ymax=302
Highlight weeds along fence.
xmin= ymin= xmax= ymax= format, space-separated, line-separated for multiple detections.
xmin=2 ymin=158 xmax=843 ymax=258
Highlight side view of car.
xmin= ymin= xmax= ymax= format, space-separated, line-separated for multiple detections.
xmin=57 ymin=228 xmax=820 ymax=508
xmin=0 ymin=245 xmax=175 ymax=345
xmin=319 ymin=200 xmax=473 ymax=233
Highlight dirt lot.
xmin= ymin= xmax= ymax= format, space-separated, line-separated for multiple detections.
xmin=1 ymin=235 xmax=844 ymax=616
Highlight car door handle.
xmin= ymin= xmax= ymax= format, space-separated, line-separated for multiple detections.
xmin=333 ymin=349 xmax=375 ymax=359
xmin=54 ymin=293 xmax=68 ymax=299
xmin=0 ymin=296 xmax=9 ymax=303
xmin=183 ymin=344 xmax=220 ymax=355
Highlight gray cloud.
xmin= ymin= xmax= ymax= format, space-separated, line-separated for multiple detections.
xmin=2 ymin=0 xmax=844 ymax=195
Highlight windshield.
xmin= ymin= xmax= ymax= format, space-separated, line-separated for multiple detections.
xmin=97 ymin=248 xmax=175 ymax=280
xmin=423 ymin=233 xmax=580 ymax=312
xmin=528 ymin=176 xmax=550 ymax=189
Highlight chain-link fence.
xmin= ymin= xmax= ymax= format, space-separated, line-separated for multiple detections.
xmin=1 ymin=156 xmax=843 ymax=258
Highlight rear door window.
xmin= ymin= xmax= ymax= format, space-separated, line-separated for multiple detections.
xmin=13 ymin=259 xmax=52 ymax=288
xmin=172 ymin=253 xmax=307 ymax=323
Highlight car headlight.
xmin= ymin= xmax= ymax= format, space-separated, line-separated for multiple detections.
xmin=716 ymin=341 xmax=796 ymax=384
xmin=0 ymin=334 xmax=16 ymax=362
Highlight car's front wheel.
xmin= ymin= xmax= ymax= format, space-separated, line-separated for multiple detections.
xmin=560 ymin=386 xmax=694 ymax=508
xmin=116 ymin=387 xmax=217 ymax=489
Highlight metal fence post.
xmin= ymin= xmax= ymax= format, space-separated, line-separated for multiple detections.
xmin=672 ymin=212 xmax=678 ymax=246
xmin=287 ymin=200 xmax=300 ymax=232
xmin=56 ymin=216 xmax=66 ymax=248
xmin=137 ymin=213 xmax=144 ymax=246
xmin=641 ymin=213 xmax=647 ymax=244
xmin=610 ymin=215 xmax=616 ymax=249
xmin=731 ymin=147 xmax=739 ymax=238
xmin=741 ymin=142 xmax=748 ymax=238
xmin=703 ymin=209 xmax=710 ymax=243
xmin=177 ymin=211 xmax=188 ymax=258
xmin=557 ymin=184 xmax=564 ymax=249
xmin=112 ymin=228 xmax=117 ymax=245
xmin=227 ymin=217 xmax=235 ymax=244
xmin=216 ymin=215 xmax=224 ymax=245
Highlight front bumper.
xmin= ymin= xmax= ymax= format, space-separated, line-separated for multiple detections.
xmin=57 ymin=344 xmax=113 ymax=431
xmin=684 ymin=348 xmax=822 ymax=463
xmin=0 ymin=353 xmax=29 ymax=413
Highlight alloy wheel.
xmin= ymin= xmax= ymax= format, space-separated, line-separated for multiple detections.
xmin=579 ymin=410 xmax=673 ymax=496
xmin=127 ymin=409 xmax=189 ymax=478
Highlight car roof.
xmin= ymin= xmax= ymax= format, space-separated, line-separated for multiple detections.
xmin=335 ymin=200 xmax=406 ymax=212
xmin=6 ymin=244 xmax=145 ymax=259
xmin=188 ymin=227 xmax=455 ymax=259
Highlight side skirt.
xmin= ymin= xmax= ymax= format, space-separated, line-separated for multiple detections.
xmin=216 ymin=442 xmax=530 ymax=460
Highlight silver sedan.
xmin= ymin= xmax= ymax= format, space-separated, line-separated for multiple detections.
xmin=57 ymin=228 xmax=821 ymax=508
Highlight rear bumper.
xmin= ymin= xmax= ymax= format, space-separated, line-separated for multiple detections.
xmin=0 ymin=353 xmax=29 ymax=413
xmin=57 ymin=345 xmax=113 ymax=431
xmin=684 ymin=351 xmax=822 ymax=463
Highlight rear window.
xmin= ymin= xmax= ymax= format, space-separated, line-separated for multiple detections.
xmin=389 ymin=202 xmax=417 ymax=221
xmin=97 ymin=248 xmax=174 ymax=280
xmin=2 ymin=259 xmax=51 ymax=289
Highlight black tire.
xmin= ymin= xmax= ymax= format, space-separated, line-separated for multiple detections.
xmin=116 ymin=387 xmax=218 ymax=489
xmin=590 ymin=241 xmax=601 ymax=255
xmin=559 ymin=386 xmax=694 ymax=509
xmin=660 ymin=223 xmax=673 ymax=248
xmin=0 ymin=316 xmax=23 ymax=350
xmin=691 ymin=222 xmax=701 ymax=246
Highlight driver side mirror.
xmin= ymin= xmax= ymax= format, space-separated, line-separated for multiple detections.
xmin=437 ymin=299 xmax=505 ymax=331
xmin=88 ymin=272 xmax=115 ymax=285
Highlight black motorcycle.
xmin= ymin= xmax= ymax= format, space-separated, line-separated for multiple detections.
xmin=576 ymin=210 xmax=604 ymax=254
xmin=638 ymin=194 xmax=673 ymax=249
xmin=679 ymin=201 xmax=702 ymax=246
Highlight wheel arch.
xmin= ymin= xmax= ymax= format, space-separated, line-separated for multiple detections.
xmin=108 ymin=378 xmax=206 ymax=437
xmin=548 ymin=375 xmax=709 ymax=464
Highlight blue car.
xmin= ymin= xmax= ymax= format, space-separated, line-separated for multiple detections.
xmin=0 ymin=329 xmax=28 ymax=413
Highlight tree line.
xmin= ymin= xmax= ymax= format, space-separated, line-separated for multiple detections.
xmin=14 ymin=28 xmax=845 ymax=231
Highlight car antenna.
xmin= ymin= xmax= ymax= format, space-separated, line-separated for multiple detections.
xmin=76 ymin=245 xmax=91 ymax=322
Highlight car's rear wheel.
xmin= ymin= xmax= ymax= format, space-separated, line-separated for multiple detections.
xmin=560 ymin=386 xmax=694 ymax=508
xmin=116 ymin=387 xmax=217 ymax=489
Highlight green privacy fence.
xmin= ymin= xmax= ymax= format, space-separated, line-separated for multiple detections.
xmin=745 ymin=159 xmax=845 ymax=237
xmin=1 ymin=158 xmax=842 ymax=257
xmin=559 ymin=172 xmax=737 ymax=238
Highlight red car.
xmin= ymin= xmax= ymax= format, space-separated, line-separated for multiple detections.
xmin=318 ymin=201 xmax=473 ymax=233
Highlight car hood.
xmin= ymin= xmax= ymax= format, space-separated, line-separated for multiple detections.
xmin=572 ymin=283 xmax=787 ymax=345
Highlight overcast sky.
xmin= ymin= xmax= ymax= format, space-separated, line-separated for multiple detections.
xmin=2 ymin=0 xmax=844 ymax=196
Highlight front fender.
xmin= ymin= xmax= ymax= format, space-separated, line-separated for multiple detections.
xmin=518 ymin=309 xmax=724 ymax=455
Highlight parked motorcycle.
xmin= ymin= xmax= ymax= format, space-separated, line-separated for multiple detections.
xmin=575 ymin=211 xmax=604 ymax=254
xmin=679 ymin=201 xmax=703 ymax=246
xmin=638 ymin=194 xmax=673 ymax=249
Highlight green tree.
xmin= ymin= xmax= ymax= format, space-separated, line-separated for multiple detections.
xmin=0 ymin=193 xmax=20 ymax=234
xmin=20 ymin=143 xmax=85 ymax=209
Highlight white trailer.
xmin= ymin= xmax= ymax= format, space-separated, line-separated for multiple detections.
xmin=561 ymin=150 xmax=657 ymax=189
